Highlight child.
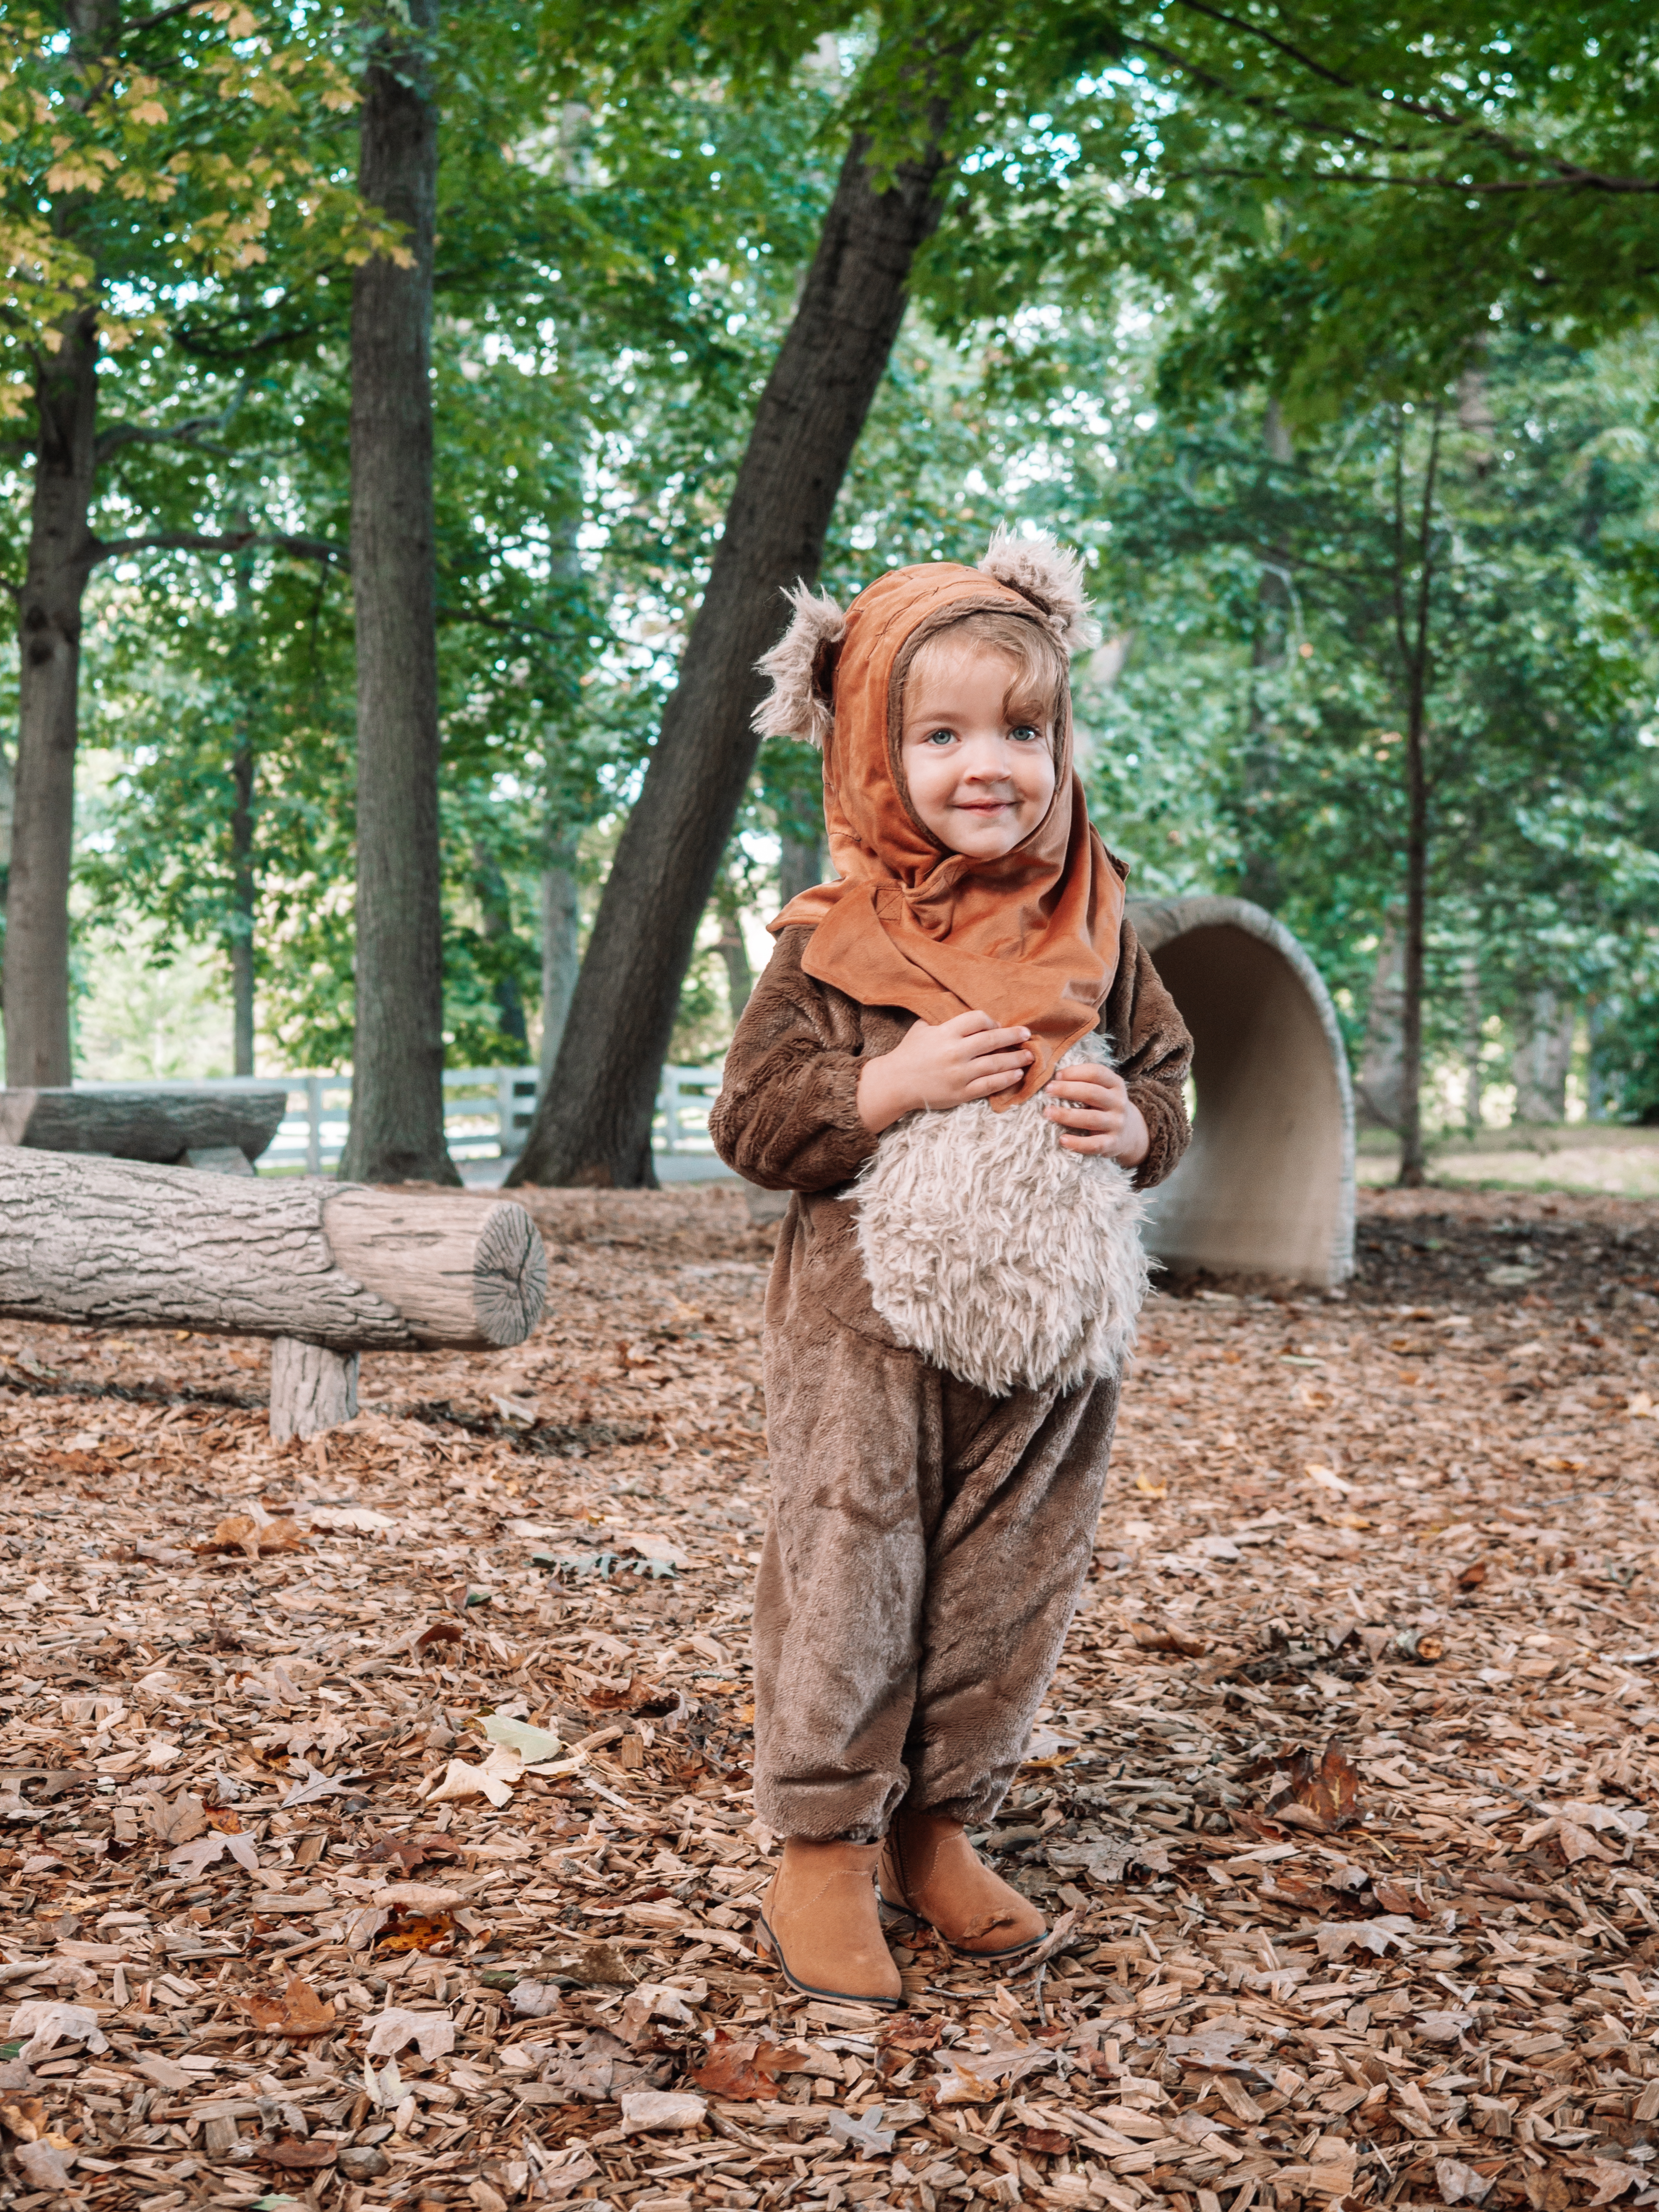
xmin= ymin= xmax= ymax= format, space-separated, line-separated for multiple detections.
xmin=709 ymin=532 xmax=1193 ymax=2007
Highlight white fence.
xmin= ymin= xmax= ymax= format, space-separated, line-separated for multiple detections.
xmin=74 ymin=1065 xmax=730 ymax=1176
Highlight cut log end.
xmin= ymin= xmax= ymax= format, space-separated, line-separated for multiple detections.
xmin=270 ymin=1338 xmax=360 ymax=1442
xmin=473 ymin=1200 xmax=548 ymax=1347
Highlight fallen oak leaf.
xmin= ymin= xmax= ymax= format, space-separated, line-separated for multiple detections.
xmin=0 ymin=2094 xmax=47 ymax=2141
xmin=424 ymin=1744 xmax=522 ymax=1807
xmin=237 ymin=1974 xmax=336 ymax=2039
xmin=414 ymin=1619 xmax=464 ymax=1653
xmin=687 ymin=2031 xmax=793 ymax=2101
xmin=168 ymin=1830 xmax=259 ymax=1877
xmin=1283 ymin=1742 xmax=1362 ymax=1831
xmin=375 ymin=1911 xmax=456 ymax=1955
xmin=1372 ymin=1877 xmax=1431 ymax=1918
xmin=198 ymin=1513 xmax=310 ymax=1559
xmin=12 ymin=2140 xmax=73 ymax=2191
xmin=365 ymin=2007 xmax=455 ymax=2061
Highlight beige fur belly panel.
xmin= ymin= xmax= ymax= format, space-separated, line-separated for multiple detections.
xmin=852 ymin=1037 xmax=1150 ymax=1397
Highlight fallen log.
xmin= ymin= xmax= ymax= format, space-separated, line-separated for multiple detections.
xmin=0 ymin=1083 xmax=289 ymax=1166
xmin=0 ymin=1151 xmax=547 ymax=1440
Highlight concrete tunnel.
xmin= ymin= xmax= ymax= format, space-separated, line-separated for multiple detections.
xmin=738 ymin=891 xmax=1356 ymax=1290
xmin=1127 ymin=894 xmax=1355 ymax=1289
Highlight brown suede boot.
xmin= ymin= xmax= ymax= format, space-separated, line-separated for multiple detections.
xmin=755 ymin=1839 xmax=904 ymax=2008
xmin=878 ymin=1807 xmax=1047 ymax=1960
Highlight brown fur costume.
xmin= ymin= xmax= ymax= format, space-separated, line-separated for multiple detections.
xmin=710 ymin=921 xmax=1192 ymax=1841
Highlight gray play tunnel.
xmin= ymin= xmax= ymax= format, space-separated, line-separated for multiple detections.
xmin=1129 ymin=895 xmax=1355 ymax=1288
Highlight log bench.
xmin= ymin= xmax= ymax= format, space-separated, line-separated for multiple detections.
xmin=0 ymin=1151 xmax=548 ymax=1440
xmin=0 ymin=1083 xmax=290 ymax=1173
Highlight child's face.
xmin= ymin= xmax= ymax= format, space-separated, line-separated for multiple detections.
xmin=899 ymin=639 xmax=1058 ymax=860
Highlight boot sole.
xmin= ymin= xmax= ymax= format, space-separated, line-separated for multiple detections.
xmin=876 ymin=1887 xmax=1046 ymax=1963
xmin=754 ymin=1913 xmax=904 ymax=2010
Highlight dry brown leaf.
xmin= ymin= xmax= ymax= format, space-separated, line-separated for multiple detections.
xmin=685 ymin=2031 xmax=792 ymax=2101
xmin=199 ymin=1512 xmax=309 ymax=1558
xmin=375 ymin=1910 xmax=456 ymax=1954
xmin=1284 ymin=1741 xmax=1363 ymax=1830
xmin=415 ymin=1619 xmax=464 ymax=1652
xmin=1128 ymin=1618 xmax=1207 ymax=1658
xmin=0 ymin=2095 xmax=47 ymax=2142
xmin=236 ymin=1974 xmax=337 ymax=2038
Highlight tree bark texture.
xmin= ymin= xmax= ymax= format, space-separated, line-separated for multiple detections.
xmin=340 ymin=0 xmax=456 ymax=1187
xmin=1237 ymin=399 xmax=1293 ymax=914
xmin=231 ymin=734 xmax=256 ymax=1076
xmin=1354 ymin=919 xmax=1405 ymax=1131
xmin=270 ymin=1338 xmax=360 ymax=1441
xmin=777 ymin=836 xmax=825 ymax=909
xmin=538 ymin=836 xmax=581 ymax=1090
xmin=6 ymin=310 xmax=100 ymax=1088
xmin=510 ymin=129 xmax=947 ymax=1189
xmin=1393 ymin=408 xmax=1442 ymax=1191
xmin=0 ymin=1151 xmax=546 ymax=1350
xmin=1512 ymin=988 xmax=1575 ymax=1122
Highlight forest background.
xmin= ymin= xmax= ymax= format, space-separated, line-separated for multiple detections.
xmin=2 ymin=0 xmax=1657 ymax=1187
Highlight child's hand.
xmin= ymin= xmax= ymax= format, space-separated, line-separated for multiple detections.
xmin=857 ymin=1010 xmax=1034 ymax=1134
xmin=1042 ymin=1065 xmax=1150 ymax=1164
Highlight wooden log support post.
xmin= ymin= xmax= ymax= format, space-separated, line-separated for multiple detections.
xmin=0 ymin=1152 xmax=548 ymax=1439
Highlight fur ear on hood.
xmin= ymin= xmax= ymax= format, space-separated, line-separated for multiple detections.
xmin=978 ymin=525 xmax=1102 ymax=653
xmin=751 ymin=582 xmax=846 ymax=749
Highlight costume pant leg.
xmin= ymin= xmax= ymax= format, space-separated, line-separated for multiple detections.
xmin=751 ymin=1305 xmax=948 ymax=1841
xmin=902 ymin=1374 xmax=1119 ymax=1828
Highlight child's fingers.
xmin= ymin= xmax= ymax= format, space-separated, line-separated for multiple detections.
xmin=1045 ymin=1102 xmax=1118 ymax=1132
xmin=1043 ymin=1073 xmax=1122 ymax=1102
xmin=967 ymin=1066 xmax=1027 ymax=1097
xmin=942 ymin=1011 xmax=1029 ymax=1045
xmin=961 ymin=1026 xmax=1033 ymax=1060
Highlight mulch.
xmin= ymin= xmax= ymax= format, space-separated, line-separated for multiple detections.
xmin=3 ymin=1182 xmax=1657 ymax=2212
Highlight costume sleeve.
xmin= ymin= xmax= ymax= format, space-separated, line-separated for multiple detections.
xmin=709 ymin=929 xmax=881 ymax=1193
xmin=1100 ymin=919 xmax=1193 ymax=1190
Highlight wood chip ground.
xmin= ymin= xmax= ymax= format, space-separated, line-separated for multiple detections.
xmin=4 ymin=1183 xmax=1658 ymax=2212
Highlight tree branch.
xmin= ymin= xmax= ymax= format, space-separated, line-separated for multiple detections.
xmin=89 ymin=529 xmax=344 ymax=569
xmin=1174 ymin=161 xmax=1659 ymax=196
xmin=1144 ymin=8 xmax=1646 ymax=195
xmin=95 ymin=384 xmax=251 ymax=468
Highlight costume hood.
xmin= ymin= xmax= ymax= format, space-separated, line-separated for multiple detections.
xmin=753 ymin=531 xmax=1125 ymax=1106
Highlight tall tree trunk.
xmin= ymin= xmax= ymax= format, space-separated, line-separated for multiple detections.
xmin=473 ymin=840 xmax=528 ymax=1052
xmin=509 ymin=128 xmax=946 ymax=1189
xmin=1393 ymin=408 xmax=1442 ymax=1190
xmin=339 ymin=0 xmax=456 ymax=1185
xmin=1461 ymin=952 xmax=1482 ymax=1134
xmin=711 ymin=878 xmax=754 ymax=1022
xmin=1355 ymin=916 xmax=1406 ymax=1131
xmin=5 ymin=310 xmax=99 ymax=1087
xmin=538 ymin=834 xmax=580 ymax=1090
xmin=778 ymin=835 xmax=825 ymax=908
xmin=228 ymin=530 xmax=256 ymax=1077
xmin=1512 ymin=988 xmax=1575 ymax=1123
xmin=1396 ymin=670 xmax=1430 ymax=1185
xmin=230 ymin=734 xmax=255 ymax=1075
xmin=1238 ymin=398 xmax=1293 ymax=912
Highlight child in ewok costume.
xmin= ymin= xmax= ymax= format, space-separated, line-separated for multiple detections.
xmin=710 ymin=533 xmax=1193 ymax=2007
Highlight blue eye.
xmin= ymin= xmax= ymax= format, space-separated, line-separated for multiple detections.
xmin=1010 ymin=724 xmax=1041 ymax=743
xmin=924 ymin=727 xmax=955 ymax=745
